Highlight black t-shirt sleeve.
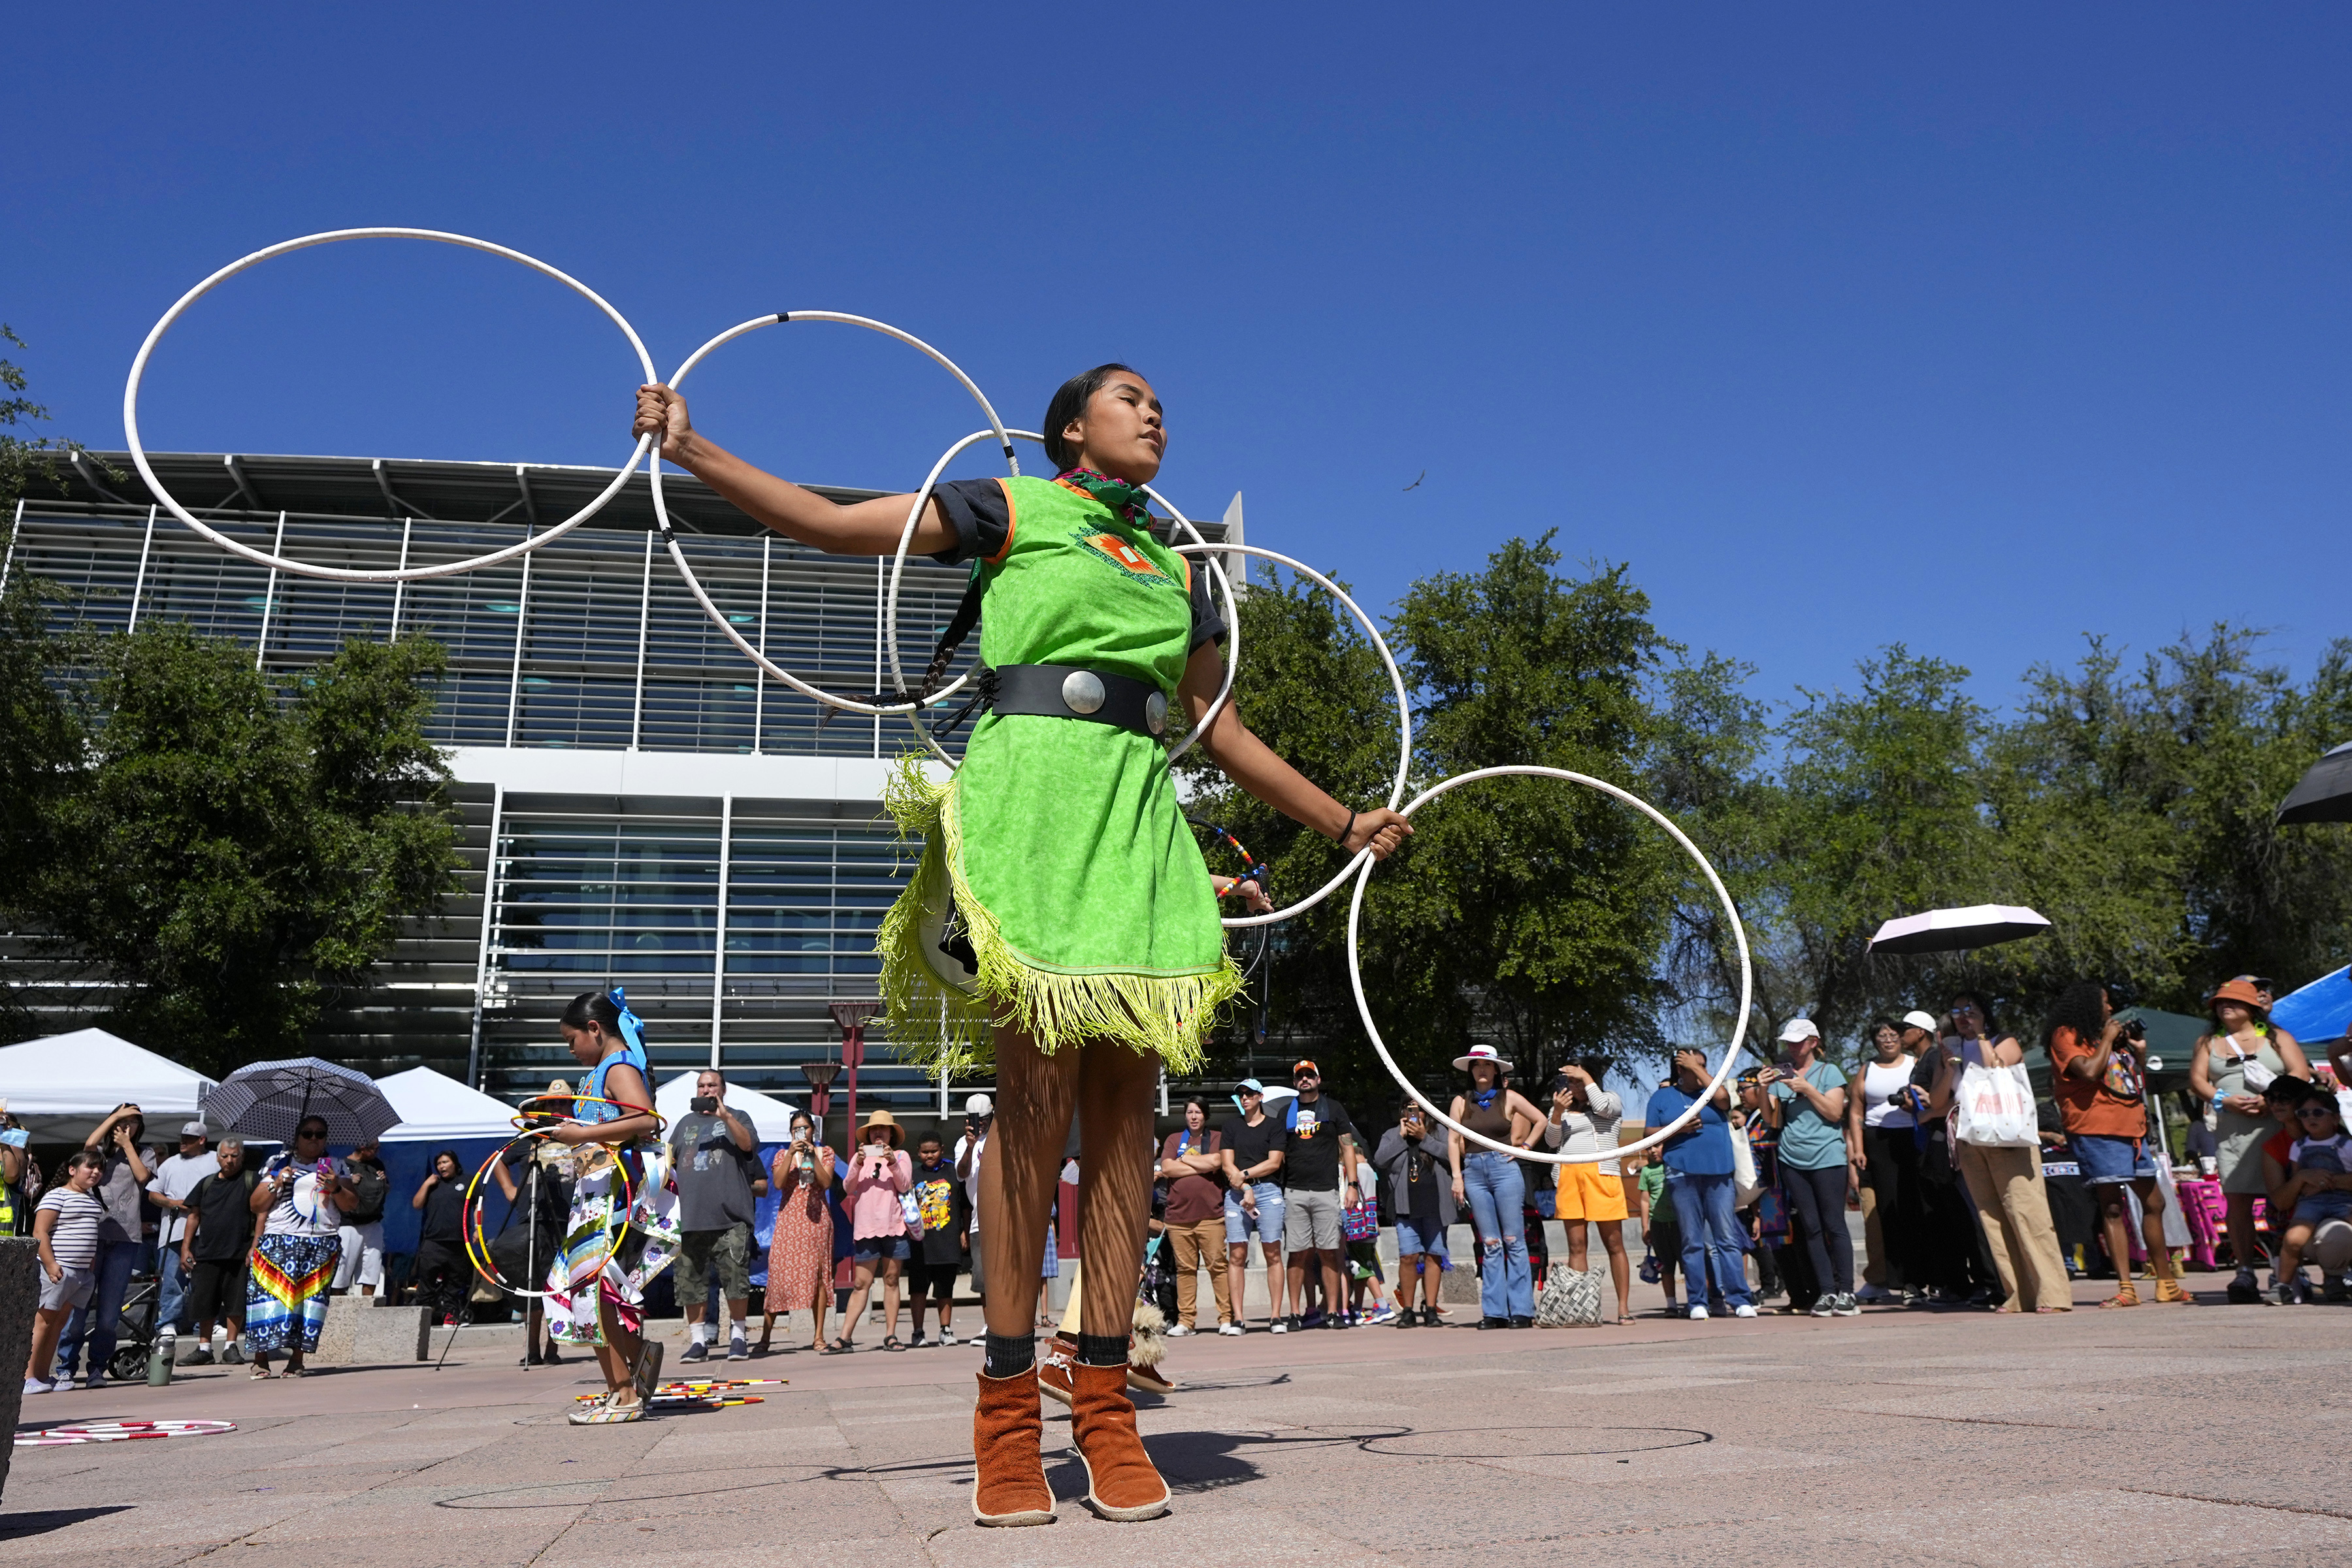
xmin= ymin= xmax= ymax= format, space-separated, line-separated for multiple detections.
xmin=929 ymin=478 xmax=1011 ymax=566
xmin=1187 ymin=557 xmax=1228 ymax=651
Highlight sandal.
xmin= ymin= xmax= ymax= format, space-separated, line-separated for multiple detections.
xmin=2153 ymin=1278 xmax=2195 ymax=1305
xmin=820 ymin=1337 xmax=855 ymax=1355
xmin=2097 ymin=1287 xmax=2142 ymax=1309
xmin=883 ymin=1336 xmax=906 ymax=1352
xmin=568 ymin=1395 xmax=643 ymax=1426
xmin=2035 ymin=1306 xmax=2071 ymax=1313
xmin=248 ymin=1364 xmax=273 ymax=1380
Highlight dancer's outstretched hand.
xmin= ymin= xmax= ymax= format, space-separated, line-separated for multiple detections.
xmin=634 ymin=384 xmax=693 ymax=461
xmin=1343 ymin=808 xmax=1413 ymax=860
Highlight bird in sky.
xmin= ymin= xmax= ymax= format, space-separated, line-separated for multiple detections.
xmin=1403 ymin=470 xmax=1425 ymax=492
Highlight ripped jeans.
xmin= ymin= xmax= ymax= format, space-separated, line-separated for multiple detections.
xmin=1462 ymin=1151 xmax=1535 ymax=1321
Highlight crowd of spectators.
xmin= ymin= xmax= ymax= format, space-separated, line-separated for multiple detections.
xmin=10 ymin=976 xmax=2351 ymax=1397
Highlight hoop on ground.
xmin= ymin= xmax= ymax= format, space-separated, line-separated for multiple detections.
xmin=649 ymin=314 xmax=1019 ymax=737
xmin=123 ymin=228 xmax=657 ymax=583
xmin=20 ymin=1420 xmax=236 ymax=1445
xmin=1170 ymin=544 xmax=1411 ymax=928
xmin=1345 ymin=764 xmax=1754 ymax=1163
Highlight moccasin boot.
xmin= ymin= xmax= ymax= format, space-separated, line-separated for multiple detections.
xmin=971 ymin=1369 xmax=1056 ymax=1527
xmin=1070 ymin=1362 xmax=1171 ymax=1521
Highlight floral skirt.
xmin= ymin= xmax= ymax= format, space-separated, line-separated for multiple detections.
xmin=545 ymin=1140 xmax=679 ymax=1347
xmin=246 ymin=1233 xmax=340 ymax=1354
xmin=767 ymin=1186 xmax=833 ymax=1311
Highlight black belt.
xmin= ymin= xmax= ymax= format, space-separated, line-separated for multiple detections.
xmin=982 ymin=663 xmax=1173 ymax=738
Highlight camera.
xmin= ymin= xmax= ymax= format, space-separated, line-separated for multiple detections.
xmin=691 ymin=1095 xmax=719 ymax=1115
xmin=2116 ymin=1019 xmax=2146 ymax=1045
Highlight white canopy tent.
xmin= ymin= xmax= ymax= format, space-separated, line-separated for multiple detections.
xmin=376 ymin=1066 xmax=521 ymax=1142
xmin=0 ymin=1028 xmax=217 ymax=1143
xmin=653 ymin=1071 xmax=801 ymax=1143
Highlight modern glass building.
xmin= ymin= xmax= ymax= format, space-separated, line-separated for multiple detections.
xmin=4 ymin=449 xmax=1235 ymax=1124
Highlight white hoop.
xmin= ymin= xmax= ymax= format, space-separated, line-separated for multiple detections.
xmin=649 ymin=314 xmax=1022 ymax=735
xmin=1346 ymin=764 xmax=1755 ymax=1164
xmin=122 ymin=227 xmax=657 ymax=583
xmin=1170 ymin=544 xmax=1412 ymax=928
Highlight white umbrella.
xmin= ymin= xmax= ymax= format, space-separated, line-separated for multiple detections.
xmin=1867 ymin=904 xmax=2051 ymax=955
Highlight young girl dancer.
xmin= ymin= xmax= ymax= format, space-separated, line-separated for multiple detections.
xmin=633 ymin=367 xmax=1408 ymax=1522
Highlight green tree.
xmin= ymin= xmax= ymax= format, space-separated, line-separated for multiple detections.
xmin=0 ymin=325 xmax=101 ymax=522
xmin=10 ymin=626 xmax=463 ymax=1073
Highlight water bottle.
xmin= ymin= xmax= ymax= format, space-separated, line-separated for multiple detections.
xmin=147 ymin=1330 xmax=176 ymax=1386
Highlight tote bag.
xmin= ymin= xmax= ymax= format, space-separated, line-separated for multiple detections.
xmin=1535 ymin=1263 xmax=1603 ymax=1326
xmin=1730 ymin=1120 xmax=1761 ymax=1207
xmin=1954 ymin=1054 xmax=2039 ymax=1149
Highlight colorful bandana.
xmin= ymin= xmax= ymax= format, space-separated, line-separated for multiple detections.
xmin=1056 ymin=467 xmax=1152 ymax=524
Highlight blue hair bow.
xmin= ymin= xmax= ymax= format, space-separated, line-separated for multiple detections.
xmin=608 ymin=987 xmax=647 ymax=1054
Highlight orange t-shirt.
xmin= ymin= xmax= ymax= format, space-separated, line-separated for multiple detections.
xmin=2048 ymin=1024 xmax=2147 ymax=1139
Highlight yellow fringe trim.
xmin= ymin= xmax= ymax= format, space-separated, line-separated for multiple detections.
xmin=877 ymin=754 xmax=1242 ymax=1073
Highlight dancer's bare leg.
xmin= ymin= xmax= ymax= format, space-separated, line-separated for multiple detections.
xmin=1077 ymin=1042 xmax=1159 ymax=1335
xmin=981 ymin=1024 xmax=1079 ymax=1339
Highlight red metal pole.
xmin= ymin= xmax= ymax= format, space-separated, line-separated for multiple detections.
xmin=843 ymin=1021 xmax=865 ymax=1135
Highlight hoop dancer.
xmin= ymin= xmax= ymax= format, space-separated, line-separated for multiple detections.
xmin=632 ymin=367 xmax=1409 ymax=1523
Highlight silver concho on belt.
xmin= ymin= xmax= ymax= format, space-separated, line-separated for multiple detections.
xmin=1061 ymin=670 xmax=1106 ymax=715
xmin=1144 ymin=691 xmax=1169 ymax=736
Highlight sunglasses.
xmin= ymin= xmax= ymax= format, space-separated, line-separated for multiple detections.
xmin=2295 ymin=1106 xmax=2339 ymax=1119
xmin=297 ymin=1128 xmax=329 ymax=1140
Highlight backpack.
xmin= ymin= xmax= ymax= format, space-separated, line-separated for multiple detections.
xmin=342 ymin=1161 xmax=389 ymax=1226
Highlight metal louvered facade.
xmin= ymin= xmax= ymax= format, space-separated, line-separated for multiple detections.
xmin=3 ymin=451 xmax=1224 ymax=1115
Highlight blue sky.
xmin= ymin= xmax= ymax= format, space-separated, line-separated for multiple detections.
xmin=10 ymin=3 xmax=2350 ymax=724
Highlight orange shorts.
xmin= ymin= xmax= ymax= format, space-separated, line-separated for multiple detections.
xmin=1554 ymin=1160 xmax=1629 ymax=1222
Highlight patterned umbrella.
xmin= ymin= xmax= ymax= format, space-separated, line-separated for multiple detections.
xmin=201 ymin=1057 xmax=400 ymax=1148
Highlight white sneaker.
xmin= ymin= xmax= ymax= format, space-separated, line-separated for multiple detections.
xmin=1687 ymin=1304 xmax=1708 ymax=1320
xmin=22 ymin=1377 xmax=50 ymax=1395
xmin=1271 ymin=1318 xmax=1289 ymax=1334
xmin=1733 ymin=1304 xmax=1758 ymax=1318
xmin=936 ymin=1329 xmax=956 ymax=1347
xmin=1217 ymin=1322 xmax=1245 ymax=1336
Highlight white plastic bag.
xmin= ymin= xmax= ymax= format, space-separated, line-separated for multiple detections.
xmin=1954 ymin=1060 xmax=2038 ymax=1148
xmin=1730 ymin=1120 xmax=1761 ymax=1206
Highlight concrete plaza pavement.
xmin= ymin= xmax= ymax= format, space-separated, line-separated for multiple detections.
xmin=6 ymin=1268 xmax=2351 ymax=1568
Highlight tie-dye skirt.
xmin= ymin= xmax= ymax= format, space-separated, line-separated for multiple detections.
xmin=545 ymin=1140 xmax=680 ymax=1346
xmin=246 ymin=1233 xmax=341 ymax=1354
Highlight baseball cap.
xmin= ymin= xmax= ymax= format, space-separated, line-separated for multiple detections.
xmin=1233 ymin=1078 xmax=1266 ymax=1097
xmin=1778 ymin=1018 xmax=1821 ymax=1045
xmin=180 ymin=1120 xmax=208 ymax=1138
xmin=1292 ymin=1059 xmax=1320 ymax=1079
xmin=1901 ymin=1010 xmax=1940 ymax=1034
xmin=964 ymin=1093 xmax=994 ymax=1117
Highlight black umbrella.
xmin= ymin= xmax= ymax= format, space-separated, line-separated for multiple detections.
xmin=2277 ymin=741 xmax=2352 ymax=826
xmin=202 ymin=1057 xmax=400 ymax=1148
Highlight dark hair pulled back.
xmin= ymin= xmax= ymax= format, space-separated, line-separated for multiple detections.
xmin=561 ymin=990 xmax=623 ymax=1036
xmin=1043 ymin=363 xmax=1142 ymax=473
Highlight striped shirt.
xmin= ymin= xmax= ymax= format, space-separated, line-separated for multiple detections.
xmin=37 ymin=1188 xmax=105 ymax=1271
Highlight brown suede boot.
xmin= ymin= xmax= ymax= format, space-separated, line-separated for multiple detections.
xmin=972 ymin=1368 xmax=1056 ymax=1527
xmin=1070 ymin=1361 xmax=1171 ymax=1521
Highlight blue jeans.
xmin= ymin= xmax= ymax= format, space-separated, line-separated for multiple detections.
xmin=156 ymin=1241 xmax=189 ymax=1333
xmin=1461 ymin=1152 xmax=1534 ymax=1320
xmin=54 ymin=1239 xmax=141 ymax=1381
xmin=1666 ymin=1170 xmax=1752 ymax=1311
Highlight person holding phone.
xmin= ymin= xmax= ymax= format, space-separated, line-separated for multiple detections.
xmin=1648 ymin=1047 xmax=1756 ymax=1320
xmin=760 ymin=1110 xmax=837 ymax=1354
xmin=1763 ymin=1020 xmax=1855 ymax=1318
xmin=833 ymin=1110 xmax=914 ymax=1353
xmin=670 ymin=1069 xmax=762 ymax=1362
xmin=2047 ymin=981 xmax=2185 ymax=1307
xmin=50 ymin=1103 xmax=155 ymax=1388
xmin=246 ymin=1116 xmax=357 ymax=1378
xmin=1372 ymin=1100 xmax=1452 ymax=1326
xmin=1544 ymin=1058 xmax=1633 ymax=1324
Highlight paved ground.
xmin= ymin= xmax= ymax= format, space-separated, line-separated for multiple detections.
xmin=6 ymin=1267 xmax=2351 ymax=1568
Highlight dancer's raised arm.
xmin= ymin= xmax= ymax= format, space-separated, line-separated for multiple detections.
xmin=634 ymin=384 xmax=955 ymax=557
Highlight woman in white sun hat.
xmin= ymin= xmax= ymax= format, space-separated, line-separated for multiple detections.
xmin=1445 ymin=1044 xmax=1549 ymax=1328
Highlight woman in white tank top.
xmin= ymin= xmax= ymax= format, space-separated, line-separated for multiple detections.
xmin=1847 ymin=1018 xmax=1929 ymax=1302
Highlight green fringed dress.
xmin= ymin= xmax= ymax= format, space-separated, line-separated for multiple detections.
xmin=877 ymin=473 xmax=1241 ymax=1071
